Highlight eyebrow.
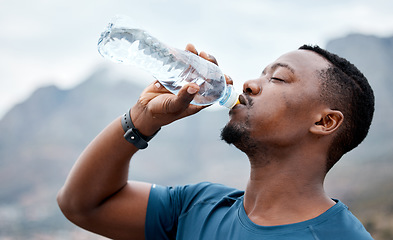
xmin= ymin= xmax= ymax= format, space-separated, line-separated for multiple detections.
xmin=262 ymin=62 xmax=295 ymax=75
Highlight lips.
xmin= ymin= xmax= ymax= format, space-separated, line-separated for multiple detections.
xmin=238 ymin=94 xmax=247 ymax=106
xmin=230 ymin=94 xmax=249 ymax=115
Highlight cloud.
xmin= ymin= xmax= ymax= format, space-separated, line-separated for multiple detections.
xmin=1 ymin=0 xmax=393 ymax=118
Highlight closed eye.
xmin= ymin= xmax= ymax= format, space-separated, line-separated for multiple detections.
xmin=270 ymin=77 xmax=285 ymax=82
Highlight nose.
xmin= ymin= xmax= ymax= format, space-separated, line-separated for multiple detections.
xmin=243 ymin=79 xmax=262 ymax=95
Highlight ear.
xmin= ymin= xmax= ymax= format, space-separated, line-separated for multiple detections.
xmin=310 ymin=110 xmax=344 ymax=136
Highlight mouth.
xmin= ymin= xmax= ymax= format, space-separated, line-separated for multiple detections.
xmin=230 ymin=94 xmax=248 ymax=114
xmin=238 ymin=94 xmax=248 ymax=106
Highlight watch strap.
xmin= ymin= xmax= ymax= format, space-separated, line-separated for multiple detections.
xmin=121 ymin=109 xmax=160 ymax=149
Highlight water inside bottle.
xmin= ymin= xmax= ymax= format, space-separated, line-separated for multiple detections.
xmin=98 ymin=26 xmax=227 ymax=105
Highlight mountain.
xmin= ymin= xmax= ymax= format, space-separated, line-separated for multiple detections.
xmin=326 ymin=34 xmax=393 ymax=156
xmin=324 ymin=34 xmax=393 ymax=239
xmin=0 ymin=66 xmax=247 ymax=238
xmin=1 ymin=33 xmax=393 ymax=239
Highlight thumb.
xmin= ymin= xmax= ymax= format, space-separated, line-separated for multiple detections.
xmin=180 ymin=82 xmax=199 ymax=100
xmin=165 ymin=83 xmax=199 ymax=113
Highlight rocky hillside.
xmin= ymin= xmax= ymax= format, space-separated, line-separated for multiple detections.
xmin=0 ymin=66 xmax=247 ymax=238
xmin=324 ymin=34 xmax=393 ymax=239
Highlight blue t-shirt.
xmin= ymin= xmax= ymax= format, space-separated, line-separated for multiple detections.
xmin=145 ymin=182 xmax=373 ymax=240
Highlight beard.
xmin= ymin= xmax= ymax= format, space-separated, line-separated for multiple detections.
xmin=220 ymin=121 xmax=257 ymax=156
xmin=220 ymin=123 xmax=247 ymax=145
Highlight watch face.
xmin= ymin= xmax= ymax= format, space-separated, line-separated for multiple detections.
xmin=124 ymin=128 xmax=148 ymax=149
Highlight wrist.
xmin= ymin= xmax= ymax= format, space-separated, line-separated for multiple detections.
xmin=130 ymin=105 xmax=162 ymax=137
xmin=121 ymin=109 xmax=161 ymax=149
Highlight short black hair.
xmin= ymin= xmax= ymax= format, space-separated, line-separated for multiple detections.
xmin=299 ymin=45 xmax=375 ymax=171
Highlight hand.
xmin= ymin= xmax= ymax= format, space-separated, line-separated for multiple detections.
xmin=130 ymin=44 xmax=233 ymax=136
xmin=130 ymin=79 xmax=203 ymax=136
xmin=185 ymin=43 xmax=234 ymax=86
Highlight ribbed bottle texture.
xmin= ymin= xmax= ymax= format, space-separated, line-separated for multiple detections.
xmin=97 ymin=15 xmax=238 ymax=108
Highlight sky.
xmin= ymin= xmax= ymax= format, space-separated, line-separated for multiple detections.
xmin=1 ymin=0 xmax=393 ymax=118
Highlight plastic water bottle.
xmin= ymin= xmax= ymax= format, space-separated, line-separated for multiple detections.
xmin=97 ymin=15 xmax=239 ymax=108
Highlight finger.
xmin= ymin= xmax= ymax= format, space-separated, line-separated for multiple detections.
xmin=199 ymin=51 xmax=218 ymax=66
xmin=164 ymin=83 xmax=200 ymax=114
xmin=185 ymin=43 xmax=198 ymax=55
xmin=225 ymin=75 xmax=233 ymax=85
xmin=177 ymin=83 xmax=199 ymax=104
xmin=176 ymin=84 xmax=212 ymax=116
xmin=152 ymin=81 xmax=168 ymax=93
xmin=143 ymin=80 xmax=170 ymax=94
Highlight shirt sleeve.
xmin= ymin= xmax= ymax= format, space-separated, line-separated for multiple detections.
xmin=144 ymin=182 xmax=216 ymax=240
xmin=144 ymin=184 xmax=180 ymax=240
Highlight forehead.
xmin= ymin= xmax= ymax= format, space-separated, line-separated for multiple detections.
xmin=272 ymin=50 xmax=330 ymax=82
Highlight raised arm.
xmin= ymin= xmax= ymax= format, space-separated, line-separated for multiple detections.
xmin=57 ymin=82 xmax=203 ymax=239
xmin=56 ymin=43 xmax=227 ymax=239
xmin=56 ymin=44 xmax=214 ymax=239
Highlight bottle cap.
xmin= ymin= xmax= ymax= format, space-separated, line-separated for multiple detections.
xmin=219 ymin=85 xmax=240 ymax=109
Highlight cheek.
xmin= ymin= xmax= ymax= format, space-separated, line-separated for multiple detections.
xmin=281 ymin=90 xmax=313 ymax=116
xmin=280 ymin=91 xmax=319 ymax=135
xmin=249 ymin=92 xmax=309 ymax=138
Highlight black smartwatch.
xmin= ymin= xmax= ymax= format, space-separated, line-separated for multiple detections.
xmin=121 ymin=109 xmax=160 ymax=149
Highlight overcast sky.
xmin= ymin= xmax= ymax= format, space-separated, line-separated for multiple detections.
xmin=1 ymin=0 xmax=393 ymax=118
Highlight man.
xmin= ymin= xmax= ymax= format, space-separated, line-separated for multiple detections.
xmin=57 ymin=44 xmax=374 ymax=239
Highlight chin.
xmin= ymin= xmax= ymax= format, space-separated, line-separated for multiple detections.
xmin=220 ymin=122 xmax=256 ymax=154
xmin=221 ymin=123 xmax=241 ymax=144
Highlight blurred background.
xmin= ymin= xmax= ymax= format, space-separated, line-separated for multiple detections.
xmin=1 ymin=0 xmax=393 ymax=239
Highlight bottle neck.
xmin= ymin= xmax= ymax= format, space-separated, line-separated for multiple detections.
xmin=219 ymin=85 xmax=239 ymax=108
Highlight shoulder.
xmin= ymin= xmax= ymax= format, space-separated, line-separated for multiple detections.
xmin=152 ymin=181 xmax=242 ymax=200
xmin=149 ymin=182 xmax=243 ymax=210
xmin=180 ymin=182 xmax=242 ymax=200
xmin=312 ymin=200 xmax=373 ymax=239
xmin=145 ymin=182 xmax=244 ymax=239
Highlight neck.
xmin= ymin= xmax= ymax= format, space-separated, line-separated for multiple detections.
xmin=243 ymin=148 xmax=335 ymax=226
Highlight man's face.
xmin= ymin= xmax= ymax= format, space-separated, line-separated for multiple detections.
xmin=221 ymin=50 xmax=330 ymax=155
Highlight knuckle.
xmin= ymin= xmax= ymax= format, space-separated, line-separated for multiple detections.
xmin=162 ymin=98 xmax=173 ymax=114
